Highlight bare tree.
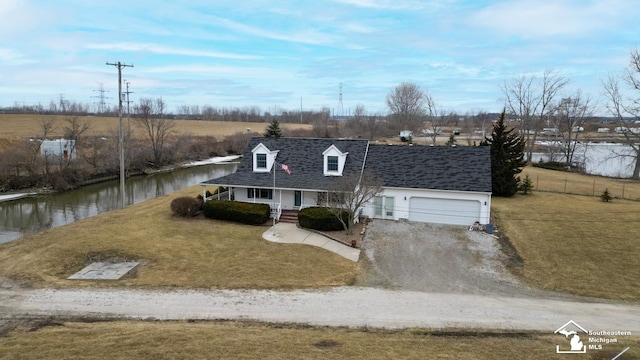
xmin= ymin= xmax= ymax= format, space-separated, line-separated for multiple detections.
xmin=312 ymin=106 xmax=332 ymax=138
xmin=61 ymin=116 xmax=90 ymax=169
xmin=328 ymin=171 xmax=382 ymax=236
xmin=134 ymin=97 xmax=175 ymax=167
xmin=344 ymin=104 xmax=367 ymax=138
xmin=602 ymin=48 xmax=640 ymax=179
xmin=551 ymin=91 xmax=595 ymax=169
xmin=365 ymin=114 xmax=385 ymax=140
xmin=501 ymin=69 xmax=569 ymax=161
xmin=422 ymin=95 xmax=446 ymax=145
xmin=386 ymin=82 xmax=427 ymax=132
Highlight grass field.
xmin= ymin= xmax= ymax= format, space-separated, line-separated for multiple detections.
xmin=0 ymin=185 xmax=356 ymax=289
xmin=522 ymin=166 xmax=640 ymax=200
xmin=2 ymin=320 xmax=637 ymax=360
xmin=0 ymin=114 xmax=311 ymax=140
xmin=492 ymin=189 xmax=640 ymax=300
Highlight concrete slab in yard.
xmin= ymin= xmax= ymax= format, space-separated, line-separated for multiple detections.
xmin=68 ymin=262 xmax=139 ymax=280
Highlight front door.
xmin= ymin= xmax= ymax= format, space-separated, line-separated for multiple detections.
xmin=294 ymin=191 xmax=302 ymax=207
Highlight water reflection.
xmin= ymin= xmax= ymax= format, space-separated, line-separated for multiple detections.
xmin=0 ymin=163 xmax=236 ymax=243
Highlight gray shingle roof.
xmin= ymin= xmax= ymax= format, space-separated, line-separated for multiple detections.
xmin=364 ymin=144 xmax=492 ymax=192
xmin=202 ymin=138 xmax=492 ymax=193
xmin=201 ymin=137 xmax=369 ymax=191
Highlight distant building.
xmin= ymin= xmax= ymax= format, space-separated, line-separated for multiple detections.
xmin=40 ymin=139 xmax=76 ymax=160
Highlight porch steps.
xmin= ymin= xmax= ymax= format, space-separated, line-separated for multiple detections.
xmin=279 ymin=209 xmax=299 ymax=223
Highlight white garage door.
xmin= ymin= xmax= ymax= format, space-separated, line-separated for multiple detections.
xmin=409 ymin=197 xmax=481 ymax=225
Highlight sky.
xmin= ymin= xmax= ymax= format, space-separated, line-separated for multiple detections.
xmin=0 ymin=0 xmax=638 ymax=116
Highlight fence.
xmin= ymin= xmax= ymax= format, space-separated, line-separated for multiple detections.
xmin=526 ymin=173 xmax=640 ymax=200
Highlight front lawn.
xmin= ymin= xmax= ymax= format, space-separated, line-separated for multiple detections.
xmin=0 ymin=186 xmax=356 ymax=289
xmin=492 ymin=191 xmax=640 ymax=300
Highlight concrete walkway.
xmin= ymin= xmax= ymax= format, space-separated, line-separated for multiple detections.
xmin=263 ymin=222 xmax=360 ymax=262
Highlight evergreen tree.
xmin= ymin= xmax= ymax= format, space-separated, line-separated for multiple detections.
xmin=481 ymin=110 xmax=526 ymax=197
xmin=445 ymin=133 xmax=457 ymax=146
xmin=264 ymin=119 xmax=283 ymax=138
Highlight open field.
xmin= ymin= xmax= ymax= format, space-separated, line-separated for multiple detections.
xmin=0 ymin=114 xmax=311 ymax=140
xmin=2 ymin=320 xmax=637 ymax=360
xmin=522 ymin=165 xmax=640 ymax=200
xmin=492 ymin=191 xmax=640 ymax=300
xmin=0 ymin=185 xmax=356 ymax=289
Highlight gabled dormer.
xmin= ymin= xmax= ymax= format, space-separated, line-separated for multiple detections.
xmin=322 ymin=144 xmax=348 ymax=176
xmin=252 ymin=143 xmax=279 ymax=173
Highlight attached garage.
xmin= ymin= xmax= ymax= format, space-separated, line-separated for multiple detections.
xmin=408 ymin=197 xmax=482 ymax=225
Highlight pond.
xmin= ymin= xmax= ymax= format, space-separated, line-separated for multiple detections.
xmin=0 ymin=161 xmax=237 ymax=244
xmin=530 ymin=143 xmax=636 ymax=178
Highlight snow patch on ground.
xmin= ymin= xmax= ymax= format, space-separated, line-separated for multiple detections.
xmin=182 ymin=155 xmax=241 ymax=167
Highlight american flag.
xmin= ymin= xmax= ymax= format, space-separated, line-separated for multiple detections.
xmin=276 ymin=161 xmax=291 ymax=174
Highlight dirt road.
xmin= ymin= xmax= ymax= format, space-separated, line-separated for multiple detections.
xmin=2 ymin=286 xmax=640 ymax=332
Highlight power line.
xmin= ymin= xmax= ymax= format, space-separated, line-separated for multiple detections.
xmin=91 ymin=83 xmax=110 ymax=114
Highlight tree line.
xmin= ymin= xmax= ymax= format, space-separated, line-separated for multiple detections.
xmin=2 ymin=47 xmax=640 ymax=193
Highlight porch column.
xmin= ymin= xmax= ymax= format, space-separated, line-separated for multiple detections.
xmin=201 ymin=185 xmax=207 ymax=200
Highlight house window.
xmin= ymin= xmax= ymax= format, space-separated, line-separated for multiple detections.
xmin=247 ymin=188 xmax=272 ymax=199
xmin=256 ymin=153 xmax=267 ymax=169
xmin=327 ymin=156 xmax=339 ymax=172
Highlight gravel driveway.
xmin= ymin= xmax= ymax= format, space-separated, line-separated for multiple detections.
xmin=358 ymin=220 xmax=561 ymax=298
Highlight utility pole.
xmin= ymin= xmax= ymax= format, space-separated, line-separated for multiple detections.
xmin=123 ymin=80 xmax=134 ymax=176
xmin=106 ymin=61 xmax=134 ymax=209
xmin=123 ymin=80 xmax=134 ymax=135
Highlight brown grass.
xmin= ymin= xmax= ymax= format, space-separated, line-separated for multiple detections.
xmin=0 ymin=185 xmax=356 ymax=289
xmin=0 ymin=114 xmax=311 ymax=140
xmin=522 ymin=166 xmax=640 ymax=200
xmin=492 ymin=191 xmax=640 ymax=300
xmin=3 ymin=320 xmax=637 ymax=360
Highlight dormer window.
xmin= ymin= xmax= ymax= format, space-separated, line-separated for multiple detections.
xmin=256 ymin=154 xmax=267 ymax=169
xmin=252 ymin=143 xmax=279 ymax=172
xmin=322 ymin=144 xmax=348 ymax=176
xmin=327 ymin=156 xmax=339 ymax=172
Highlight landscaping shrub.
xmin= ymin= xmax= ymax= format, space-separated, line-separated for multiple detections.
xmin=518 ymin=174 xmax=534 ymax=194
xmin=170 ymin=196 xmax=204 ymax=217
xmin=600 ymin=188 xmax=613 ymax=202
xmin=298 ymin=206 xmax=350 ymax=231
xmin=532 ymin=161 xmax=566 ymax=171
xmin=202 ymin=200 xmax=270 ymax=225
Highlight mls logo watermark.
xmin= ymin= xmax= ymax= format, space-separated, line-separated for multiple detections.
xmin=554 ymin=320 xmax=587 ymax=354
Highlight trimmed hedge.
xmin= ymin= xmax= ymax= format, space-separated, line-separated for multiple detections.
xmin=298 ymin=206 xmax=350 ymax=231
xmin=532 ymin=161 xmax=565 ymax=171
xmin=202 ymin=200 xmax=271 ymax=225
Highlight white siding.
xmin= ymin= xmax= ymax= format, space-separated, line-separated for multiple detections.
xmin=233 ymin=188 xmax=318 ymax=210
xmin=362 ymin=187 xmax=491 ymax=225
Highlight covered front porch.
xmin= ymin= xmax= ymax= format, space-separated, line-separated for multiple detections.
xmin=200 ymin=185 xmax=333 ymax=222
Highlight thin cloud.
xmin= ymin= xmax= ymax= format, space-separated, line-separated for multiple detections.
xmin=469 ymin=0 xmax=627 ymax=38
xmin=212 ymin=16 xmax=338 ymax=45
xmin=85 ymin=43 xmax=262 ymax=60
xmin=331 ymin=0 xmax=432 ymax=10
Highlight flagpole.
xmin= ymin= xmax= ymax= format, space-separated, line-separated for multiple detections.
xmin=273 ymin=161 xmax=276 ymax=228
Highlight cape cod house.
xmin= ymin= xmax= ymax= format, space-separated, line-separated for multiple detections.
xmin=200 ymin=137 xmax=492 ymax=226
